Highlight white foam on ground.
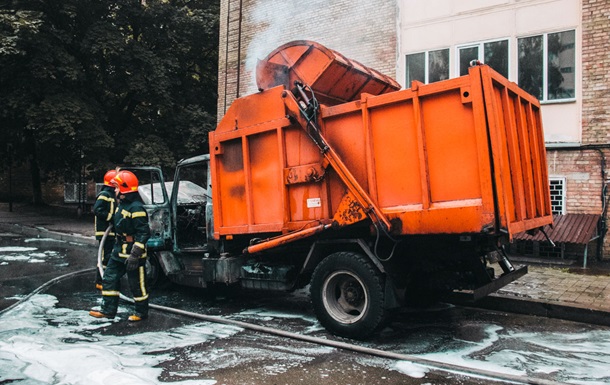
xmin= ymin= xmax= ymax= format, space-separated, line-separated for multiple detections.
xmin=0 ymin=294 xmax=242 ymax=384
xmin=25 ymin=238 xmax=67 ymax=243
xmin=0 ymin=246 xmax=62 ymax=265
xmin=405 ymin=324 xmax=610 ymax=383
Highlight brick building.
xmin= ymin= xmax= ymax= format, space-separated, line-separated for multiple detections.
xmin=217 ymin=0 xmax=398 ymax=117
xmin=218 ymin=0 xmax=610 ymax=261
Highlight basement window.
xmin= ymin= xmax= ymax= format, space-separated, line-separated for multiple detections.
xmin=549 ymin=177 xmax=566 ymax=215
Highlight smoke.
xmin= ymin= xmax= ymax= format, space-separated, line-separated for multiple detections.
xmin=245 ymin=0 xmax=386 ymax=94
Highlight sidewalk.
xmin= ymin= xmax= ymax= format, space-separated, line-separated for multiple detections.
xmin=1 ymin=202 xmax=610 ymax=326
xmin=0 ymin=202 xmax=96 ymax=247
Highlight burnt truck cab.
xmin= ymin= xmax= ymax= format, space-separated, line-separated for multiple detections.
xmin=136 ymin=157 xmax=303 ymax=291
xmin=131 ymin=156 xmax=233 ymax=289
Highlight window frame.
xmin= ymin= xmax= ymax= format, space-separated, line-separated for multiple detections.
xmin=517 ymin=29 xmax=577 ymax=104
xmin=456 ymin=38 xmax=510 ymax=79
xmin=405 ymin=48 xmax=450 ymax=85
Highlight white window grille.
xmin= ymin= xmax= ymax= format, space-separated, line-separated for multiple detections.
xmin=64 ymin=183 xmax=87 ymax=203
xmin=95 ymin=183 xmax=104 ymax=196
xmin=549 ymin=177 xmax=566 ymax=215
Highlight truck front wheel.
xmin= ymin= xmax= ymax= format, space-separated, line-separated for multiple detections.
xmin=310 ymin=251 xmax=386 ymax=339
xmin=146 ymin=252 xmax=168 ymax=289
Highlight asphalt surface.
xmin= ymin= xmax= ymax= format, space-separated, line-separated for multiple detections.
xmin=1 ymin=202 xmax=610 ymax=327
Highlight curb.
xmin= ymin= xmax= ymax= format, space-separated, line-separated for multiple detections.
xmin=449 ymin=293 xmax=610 ymax=327
xmin=0 ymin=223 xmax=97 ymax=248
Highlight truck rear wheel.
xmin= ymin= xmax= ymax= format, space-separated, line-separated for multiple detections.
xmin=310 ymin=251 xmax=386 ymax=339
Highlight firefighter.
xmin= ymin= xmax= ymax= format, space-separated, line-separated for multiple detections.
xmin=93 ymin=169 xmax=117 ymax=290
xmin=89 ymin=170 xmax=151 ymax=322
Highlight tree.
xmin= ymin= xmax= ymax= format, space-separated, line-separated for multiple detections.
xmin=0 ymin=0 xmax=219 ymax=204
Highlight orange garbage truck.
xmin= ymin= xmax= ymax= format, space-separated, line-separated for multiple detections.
xmin=133 ymin=40 xmax=553 ymax=338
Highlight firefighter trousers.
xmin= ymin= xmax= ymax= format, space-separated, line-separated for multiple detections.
xmin=99 ymin=255 xmax=149 ymax=317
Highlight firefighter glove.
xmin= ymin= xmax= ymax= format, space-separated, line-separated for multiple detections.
xmin=125 ymin=245 xmax=144 ymax=271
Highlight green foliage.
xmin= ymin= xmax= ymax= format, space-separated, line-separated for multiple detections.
xmin=0 ymin=0 xmax=219 ymax=195
xmin=124 ymin=134 xmax=176 ymax=170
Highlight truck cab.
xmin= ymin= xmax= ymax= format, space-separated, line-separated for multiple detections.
xmin=129 ymin=155 xmax=222 ymax=288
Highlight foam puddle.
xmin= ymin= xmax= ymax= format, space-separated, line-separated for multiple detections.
xmin=0 ymin=245 xmax=62 ymax=265
xmin=1 ymin=242 xmax=609 ymax=383
xmin=2 ymin=294 xmax=610 ymax=384
xmin=0 ymin=294 xmax=240 ymax=384
xmin=397 ymin=324 xmax=610 ymax=384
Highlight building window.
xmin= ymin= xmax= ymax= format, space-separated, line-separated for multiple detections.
xmin=518 ymin=30 xmax=575 ymax=101
xmin=457 ymin=39 xmax=509 ymax=78
xmin=549 ymin=177 xmax=566 ymax=215
xmin=405 ymin=48 xmax=449 ymax=85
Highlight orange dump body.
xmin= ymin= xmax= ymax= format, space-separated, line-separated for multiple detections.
xmin=256 ymin=40 xmax=401 ymax=105
xmin=210 ymin=42 xmax=552 ymax=243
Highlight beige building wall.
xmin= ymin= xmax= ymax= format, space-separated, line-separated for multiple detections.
xmin=398 ymin=0 xmax=582 ymax=144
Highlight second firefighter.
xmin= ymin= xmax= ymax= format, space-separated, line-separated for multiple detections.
xmin=89 ymin=169 xmax=151 ymax=321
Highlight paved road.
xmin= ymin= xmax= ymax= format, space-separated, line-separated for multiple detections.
xmin=2 ymin=202 xmax=610 ymax=328
xmin=1 ymin=236 xmax=610 ymax=385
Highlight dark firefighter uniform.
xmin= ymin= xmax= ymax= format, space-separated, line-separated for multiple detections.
xmin=90 ymin=170 xmax=150 ymax=322
xmin=93 ymin=184 xmax=116 ymax=289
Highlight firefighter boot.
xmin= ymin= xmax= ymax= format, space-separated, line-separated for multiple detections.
xmin=128 ymin=314 xmax=147 ymax=322
xmin=89 ymin=310 xmax=115 ymax=319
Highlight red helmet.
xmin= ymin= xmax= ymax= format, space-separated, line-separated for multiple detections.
xmin=103 ymin=170 xmax=118 ymax=186
xmin=112 ymin=170 xmax=139 ymax=194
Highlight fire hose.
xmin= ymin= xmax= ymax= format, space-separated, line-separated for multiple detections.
xmin=0 ymin=230 xmax=569 ymax=385
xmin=94 ymin=227 xmax=568 ymax=385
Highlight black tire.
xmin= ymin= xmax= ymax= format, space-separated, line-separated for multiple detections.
xmin=146 ymin=252 xmax=168 ymax=289
xmin=310 ymin=251 xmax=386 ymax=339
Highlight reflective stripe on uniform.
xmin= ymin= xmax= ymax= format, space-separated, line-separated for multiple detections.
xmin=138 ymin=266 xmax=147 ymax=299
xmin=97 ymin=195 xmax=113 ymax=202
xmin=95 ymin=231 xmax=115 ymax=237
xmin=107 ymin=200 xmax=115 ymax=222
xmin=102 ymin=290 xmax=120 ymax=297
xmin=132 ymin=211 xmax=147 ymax=218
xmin=133 ymin=294 xmax=149 ymax=302
xmin=121 ymin=209 xmax=131 ymax=218
xmin=134 ymin=242 xmax=145 ymax=249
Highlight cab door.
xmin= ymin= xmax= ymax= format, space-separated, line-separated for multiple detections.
xmin=170 ymin=155 xmax=212 ymax=253
xmin=125 ymin=166 xmax=173 ymax=251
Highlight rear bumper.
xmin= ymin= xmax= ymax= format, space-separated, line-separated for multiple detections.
xmin=449 ymin=265 xmax=528 ymax=302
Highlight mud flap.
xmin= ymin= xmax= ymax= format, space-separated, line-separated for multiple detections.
xmin=470 ymin=265 xmax=528 ymax=301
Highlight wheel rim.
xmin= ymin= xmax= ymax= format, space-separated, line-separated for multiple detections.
xmin=321 ymin=270 xmax=368 ymax=324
